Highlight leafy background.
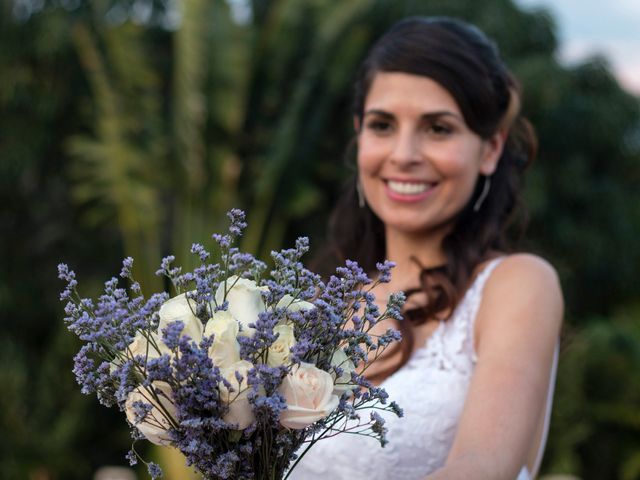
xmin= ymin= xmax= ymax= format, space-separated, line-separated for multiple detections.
xmin=1 ymin=0 xmax=639 ymax=478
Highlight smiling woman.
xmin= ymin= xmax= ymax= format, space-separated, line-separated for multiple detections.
xmin=357 ymin=72 xmax=504 ymax=238
xmin=290 ymin=16 xmax=562 ymax=480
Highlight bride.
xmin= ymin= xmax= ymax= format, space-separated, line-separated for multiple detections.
xmin=290 ymin=17 xmax=563 ymax=480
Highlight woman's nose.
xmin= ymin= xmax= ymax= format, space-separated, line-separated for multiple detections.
xmin=389 ymin=130 xmax=421 ymax=167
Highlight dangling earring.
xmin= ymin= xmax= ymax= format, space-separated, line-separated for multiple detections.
xmin=356 ymin=177 xmax=365 ymax=208
xmin=473 ymin=176 xmax=491 ymax=212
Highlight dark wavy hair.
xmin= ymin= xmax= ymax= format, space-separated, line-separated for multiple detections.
xmin=325 ymin=17 xmax=538 ymax=379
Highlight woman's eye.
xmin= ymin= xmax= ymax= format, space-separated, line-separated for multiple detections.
xmin=366 ymin=120 xmax=393 ymax=133
xmin=427 ymin=123 xmax=452 ymax=136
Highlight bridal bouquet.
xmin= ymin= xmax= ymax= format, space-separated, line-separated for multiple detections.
xmin=58 ymin=209 xmax=404 ymax=480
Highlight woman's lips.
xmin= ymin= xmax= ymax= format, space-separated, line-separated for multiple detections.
xmin=384 ymin=179 xmax=436 ymax=202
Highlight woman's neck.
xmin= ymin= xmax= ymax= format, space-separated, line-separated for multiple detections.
xmin=383 ymin=226 xmax=447 ymax=290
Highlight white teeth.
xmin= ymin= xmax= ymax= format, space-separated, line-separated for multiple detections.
xmin=387 ymin=181 xmax=431 ymax=195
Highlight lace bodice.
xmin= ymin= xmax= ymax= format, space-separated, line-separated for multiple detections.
xmin=288 ymin=258 xmax=536 ymax=480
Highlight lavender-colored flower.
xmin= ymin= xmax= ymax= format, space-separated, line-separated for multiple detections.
xmin=147 ymin=462 xmax=162 ymax=479
xmin=376 ymin=260 xmax=396 ymax=283
xmin=190 ymin=243 xmax=210 ymax=262
xmin=370 ymin=411 xmax=389 ymax=446
xmin=120 ymin=257 xmax=134 ymax=279
xmin=125 ymin=449 xmax=138 ymax=466
xmin=161 ymin=320 xmax=184 ymax=350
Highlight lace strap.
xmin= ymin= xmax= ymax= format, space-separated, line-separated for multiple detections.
xmin=467 ymin=257 xmax=504 ymax=363
xmin=410 ymin=257 xmax=506 ymax=373
xmin=470 ymin=257 xmax=504 ymax=294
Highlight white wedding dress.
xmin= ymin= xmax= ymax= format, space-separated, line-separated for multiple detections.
xmin=288 ymin=258 xmax=558 ymax=480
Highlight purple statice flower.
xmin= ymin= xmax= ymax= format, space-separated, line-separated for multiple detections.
xmin=138 ymin=292 xmax=168 ymax=329
xmin=173 ymin=271 xmax=195 ymax=291
xmin=227 ymin=208 xmax=247 ymax=237
xmin=268 ymin=237 xmax=320 ymax=303
xmin=213 ymin=209 xmax=247 ymax=251
xmin=230 ymin=251 xmax=266 ymax=281
xmin=125 ymin=449 xmax=138 ymax=466
xmin=57 ymin=263 xmax=78 ymax=300
xmin=120 ymin=257 xmax=134 ymax=279
xmin=118 ymin=257 xmax=143 ymax=297
xmin=131 ymin=400 xmax=154 ymax=424
xmin=171 ymin=337 xmax=223 ymax=418
xmin=389 ymin=401 xmax=404 ymax=418
xmin=375 ymin=260 xmax=396 ymax=283
xmin=237 ymin=310 xmax=280 ymax=360
xmin=370 ymin=411 xmax=389 ymax=447
xmin=211 ymin=233 xmax=231 ymax=250
xmin=145 ymin=355 xmax=173 ymax=383
xmin=250 ymin=390 xmax=287 ymax=425
xmin=288 ymin=338 xmax=314 ymax=364
xmin=114 ymin=359 xmax=138 ymax=404
xmin=155 ymin=255 xmax=180 ymax=279
xmin=190 ymin=243 xmax=210 ymax=262
xmin=161 ymin=320 xmax=185 ymax=350
xmin=130 ymin=427 xmax=145 ymax=442
xmin=147 ymin=462 xmax=162 ymax=479
xmin=385 ymin=291 xmax=406 ymax=321
xmin=209 ymin=451 xmax=240 ymax=479
xmin=72 ymin=345 xmax=98 ymax=395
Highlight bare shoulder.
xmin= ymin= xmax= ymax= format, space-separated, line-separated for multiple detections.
xmin=486 ymin=253 xmax=563 ymax=307
xmin=491 ymin=252 xmax=559 ymax=284
xmin=475 ymin=253 xmax=564 ymax=349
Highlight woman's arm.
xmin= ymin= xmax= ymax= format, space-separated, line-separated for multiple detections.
xmin=427 ymin=254 xmax=564 ymax=480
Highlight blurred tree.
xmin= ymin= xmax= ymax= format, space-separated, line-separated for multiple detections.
xmin=0 ymin=5 xmax=135 ymax=478
xmin=1 ymin=0 xmax=639 ymax=478
xmin=517 ymin=54 xmax=640 ymax=318
xmin=544 ymin=304 xmax=640 ymax=480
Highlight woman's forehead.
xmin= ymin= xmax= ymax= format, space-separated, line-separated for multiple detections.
xmin=364 ymin=72 xmax=462 ymax=116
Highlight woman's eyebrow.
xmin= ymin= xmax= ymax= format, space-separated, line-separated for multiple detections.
xmin=363 ymin=109 xmax=394 ymax=119
xmin=421 ymin=111 xmax=462 ymax=121
xmin=363 ymin=109 xmax=462 ymax=121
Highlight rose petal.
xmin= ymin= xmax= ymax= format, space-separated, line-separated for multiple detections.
xmin=159 ymin=293 xmax=203 ymax=342
xmin=214 ymin=277 xmax=268 ymax=336
xmin=125 ymin=382 xmax=176 ymax=445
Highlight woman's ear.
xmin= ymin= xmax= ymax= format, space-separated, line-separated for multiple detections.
xmin=479 ymin=131 xmax=506 ymax=176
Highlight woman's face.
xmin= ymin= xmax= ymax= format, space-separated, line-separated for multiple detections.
xmin=357 ymin=72 xmax=503 ymax=237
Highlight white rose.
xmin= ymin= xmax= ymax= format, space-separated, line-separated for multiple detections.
xmin=275 ymin=294 xmax=315 ymax=313
xmin=125 ymin=381 xmax=176 ymax=446
xmin=111 ymin=331 xmax=171 ymax=372
xmin=330 ymin=348 xmax=356 ymax=396
xmin=158 ymin=293 xmax=203 ymax=342
xmin=219 ymin=360 xmax=255 ymax=430
xmin=215 ymin=276 xmax=268 ymax=336
xmin=204 ymin=310 xmax=241 ymax=369
xmin=267 ymin=324 xmax=296 ymax=367
xmin=129 ymin=331 xmax=172 ymax=357
xmin=279 ymin=363 xmax=339 ymax=429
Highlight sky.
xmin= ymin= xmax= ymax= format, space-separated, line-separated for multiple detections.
xmin=515 ymin=0 xmax=640 ymax=94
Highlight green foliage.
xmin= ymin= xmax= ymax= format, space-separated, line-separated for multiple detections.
xmin=545 ymin=305 xmax=640 ymax=479
xmin=0 ymin=332 xmax=135 ymax=479
xmin=518 ymin=55 xmax=640 ymax=317
xmin=1 ymin=0 xmax=639 ymax=477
